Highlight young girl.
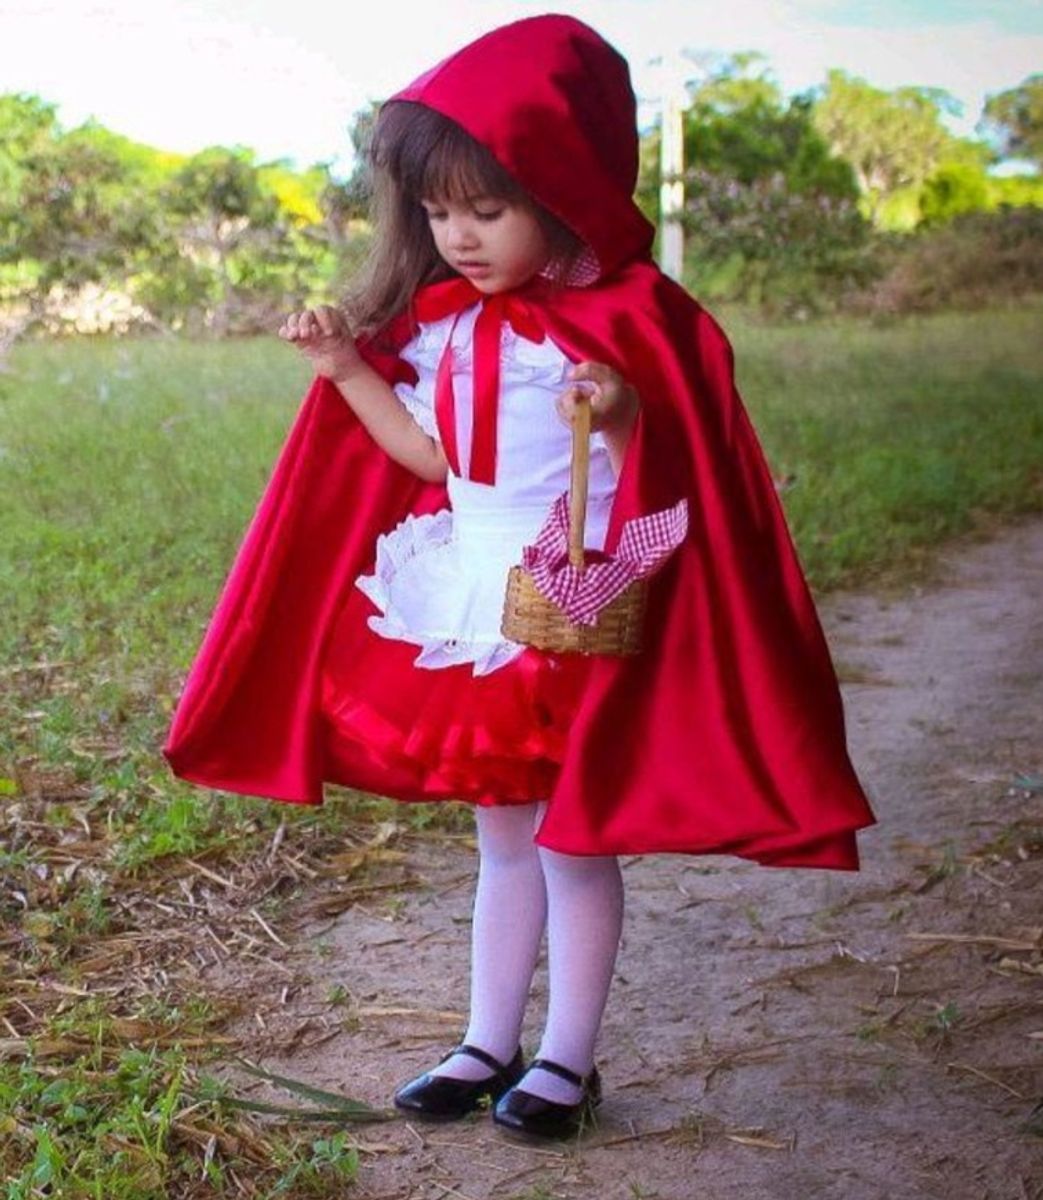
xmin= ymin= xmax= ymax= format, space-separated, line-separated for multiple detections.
xmin=164 ymin=14 xmax=877 ymax=1141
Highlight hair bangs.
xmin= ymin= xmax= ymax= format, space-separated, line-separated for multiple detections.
xmin=422 ymin=125 xmax=524 ymax=205
xmin=374 ymin=102 xmax=524 ymax=205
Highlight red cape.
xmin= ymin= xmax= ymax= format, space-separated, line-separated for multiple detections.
xmin=163 ymin=15 xmax=877 ymax=869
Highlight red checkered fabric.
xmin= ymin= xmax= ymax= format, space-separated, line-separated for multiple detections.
xmin=520 ymin=495 xmax=688 ymax=625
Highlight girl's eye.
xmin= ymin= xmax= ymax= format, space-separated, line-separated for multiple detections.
xmin=423 ymin=207 xmax=447 ymax=222
xmin=473 ymin=208 xmax=504 ymax=222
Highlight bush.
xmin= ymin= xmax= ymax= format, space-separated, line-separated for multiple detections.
xmin=681 ymin=169 xmax=879 ymax=316
xmin=919 ymin=162 xmax=991 ymax=225
xmin=845 ymin=206 xmax=1043 ymax=316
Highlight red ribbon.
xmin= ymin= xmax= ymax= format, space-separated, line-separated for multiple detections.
xmin=412 ymin=278 xmax=545 ymax=484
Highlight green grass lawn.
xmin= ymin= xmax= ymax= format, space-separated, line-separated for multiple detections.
xmin=1 ymin=304 xmax=1041 ymax=1194
xmin=727 ymin=303 xmax=1043 ymax=587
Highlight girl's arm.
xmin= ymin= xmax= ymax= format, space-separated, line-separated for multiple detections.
xmin=278 ymin=306 xmax=448 ymax=484
xmin=328 ymin=359 xmax=448 ymax=483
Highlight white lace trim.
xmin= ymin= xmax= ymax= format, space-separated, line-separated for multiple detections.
xmin=395 ymin=381 xmax=440 ymax=440
xmin=356 ymin=510 xmax=526 ymax=677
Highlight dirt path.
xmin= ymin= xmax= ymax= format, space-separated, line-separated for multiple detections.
xmin=217 ymin=518 xmax=1043 ymax=1200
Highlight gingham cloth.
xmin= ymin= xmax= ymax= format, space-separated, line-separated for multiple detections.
xmin=520 ymin=494 xmax=689 ymax=625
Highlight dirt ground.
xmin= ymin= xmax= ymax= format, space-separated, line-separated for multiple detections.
xmin=213 ymin=517 xmax=1043 ymax=1200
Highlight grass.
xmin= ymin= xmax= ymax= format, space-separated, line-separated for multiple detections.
xmin=727 ymin=302 xmax=1043 ymax=589
xmin=2 ymin=1001 xmax=369 ymax=1198
xmin=1 ymin=305 xmax=1042 ymax=1192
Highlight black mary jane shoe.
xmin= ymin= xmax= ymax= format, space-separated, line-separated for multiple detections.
xmin=492 ymin=1057 xmax=602 ymax=1141
xmin=392 ymin=1042 xmax=525 ymax=1122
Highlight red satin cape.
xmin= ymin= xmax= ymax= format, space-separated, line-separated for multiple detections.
xmin=163 ymin=263 xmax=877 ymax=869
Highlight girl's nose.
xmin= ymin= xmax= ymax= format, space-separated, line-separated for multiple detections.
xmin=446 ymin=217 xmax=478 ymax=251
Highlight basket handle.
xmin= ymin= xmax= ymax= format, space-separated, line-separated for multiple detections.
xmin=568 ymin=393 xmax=591 ymax=571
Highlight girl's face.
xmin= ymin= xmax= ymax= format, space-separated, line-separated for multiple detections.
xmin=420 ymin=195 xmax=552 ymax=294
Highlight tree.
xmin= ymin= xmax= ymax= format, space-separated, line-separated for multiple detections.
xmin=980 ymin=75 xmax=1043 ymax=167
xmin=637 ymin=52 xmax=858 ymax=222
xmin=139 ymin=144 xmax=350 ymax=333
xmin=918 ymin=162 xmax=990 ymax=225
xmin=0 ymin=92 xmax=365 ymax=341
xmin=683 ymin=53 xmax=857 ymax=198
xmin=635 ymin=53 xmax=873 ymax=312
xmin=320 ymin=102 xmax=380 ymax=241
xmin=0 ymin=93 xmax=59 ymax=197
xmin=146 ymin=147 xmax=287 ymax=334
xmin=812 ymin=70 xmax=959 ymax=221
xmin=681 ymin=168 xmax=875 ymax=315
xmin=0 ymin=107 xmax=159 ymax=342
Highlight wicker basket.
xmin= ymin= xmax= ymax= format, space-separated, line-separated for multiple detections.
xmin=500 ymin=395 xmax=647 ymax=655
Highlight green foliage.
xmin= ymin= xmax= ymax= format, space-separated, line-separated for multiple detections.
xmin=643 ymin=53 xmax=869 ymax=313
xmin=919 ymin=161 xmax=991 ymax=225
xmin=128 ymin=146 xmax=346 ymax=334
xmin=0 ymin=94 xmax=366 ymax=342
xmin=0 ymin=93 xmax=59 ymax=195
xmin=685 ymin=75 xmax=858 ymax=200
xmin=639 ymin=52 xmax=858 ymax=215
xmin=987 ymin=173 xmax=1043 ymax=209
xmin=981 ymin=74 xmax=1043 ymax=167
xmin=0 ymin=1043 xmax=364 ymax=1197
xmin=812 ymin=70 xmax=968 ymax=222
xmin=0 ymin=110 xmax=158 ymax=303
xmin=323 ymin=100 xmax=380 ymax=225
xmin=847 ymin=207 xmax=1043 ymax=315
xmin=682 ymin=170 xmax=877 ymax=316
xmin=269 ymin=1132 xmax=360 ymax=1195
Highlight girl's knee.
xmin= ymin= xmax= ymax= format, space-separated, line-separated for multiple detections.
xmin=475 ymin=801 xmax=543 ymax=865
xmin=537 ymin=845 xmax=622 ymax=885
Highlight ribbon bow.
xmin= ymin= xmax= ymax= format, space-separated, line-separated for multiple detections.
xmin=412 ymin=278 xmax=545 ymax=485
xmin=520 ymin=495 xmax=690 ymax=626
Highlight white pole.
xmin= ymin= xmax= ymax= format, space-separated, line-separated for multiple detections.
xmin=659 ymin=89 xmax=685 ymax=280
xmin=653 ymin=48 xmax=692 ymax=283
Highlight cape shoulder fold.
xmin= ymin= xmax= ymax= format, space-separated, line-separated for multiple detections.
xmin=164 ymin=263 xmax=876 ymax=869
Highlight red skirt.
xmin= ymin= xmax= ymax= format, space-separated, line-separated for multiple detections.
xmin=318 ymin=584 xmax=593 ymax=806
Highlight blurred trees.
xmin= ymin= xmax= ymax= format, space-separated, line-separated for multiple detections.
xmin=638 ymin=54 xmax=872 ymax=314
xmin=0 ymin=93 xmax=364 ymax=344
xmin=687 ymin=54 xmax=858 ymax=199
xmin=135 ymin=147 xmax=332 ymax=335
xmin=0 ymin=96 xmax=158 ymax=340
xmin=812 ymin=70 xmax=958 ymax=221
xmin=1 ymin=55 xmax=1041 ymax=337
xmin=981 ymin=75 xmax=1043 ymax=168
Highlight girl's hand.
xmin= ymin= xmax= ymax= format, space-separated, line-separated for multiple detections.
xmin=278 ymin=305 xmax=362 ymax=381
xmin=556 ymin=362 xmax=640 ymax=434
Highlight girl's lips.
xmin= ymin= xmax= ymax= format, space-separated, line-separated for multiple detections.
xmin=456 ymin=262 xmax=491 ymax=276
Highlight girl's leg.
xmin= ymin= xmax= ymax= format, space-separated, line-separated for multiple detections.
xmin=519 ymin=813 xmax=624 ymax=1104
xmin=431 ymin=800 xmax=547 ymax=1080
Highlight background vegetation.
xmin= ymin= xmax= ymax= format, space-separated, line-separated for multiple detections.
xmin=2 ymin=63 xmax=1041 ymax=339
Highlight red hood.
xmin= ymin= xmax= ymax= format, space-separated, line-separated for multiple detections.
xmin=391 ymin=13 xmax=655 ymax=281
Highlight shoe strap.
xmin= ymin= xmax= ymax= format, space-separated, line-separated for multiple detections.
xmin=443 ymin=1042 xmax=516 ymax=1080
xmin=528 ymin=1057 xmax=587 ymax=1088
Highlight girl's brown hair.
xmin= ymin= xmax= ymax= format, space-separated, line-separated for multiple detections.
xmin=342 ymin=102 xmax=587 ymax=337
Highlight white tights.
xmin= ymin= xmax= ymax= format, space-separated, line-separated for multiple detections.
xmin=429 ymin=800 xmax=624 ymax=1104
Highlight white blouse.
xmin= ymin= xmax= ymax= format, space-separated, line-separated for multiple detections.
xmin=355 ymin=302 xmax=619 ymax=675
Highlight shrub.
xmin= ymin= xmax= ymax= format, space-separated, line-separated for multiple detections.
xmin=681 ymin=168 xmax=879 ymax=316
xmin=845 ymin=206 xmax=1043 ymax=316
